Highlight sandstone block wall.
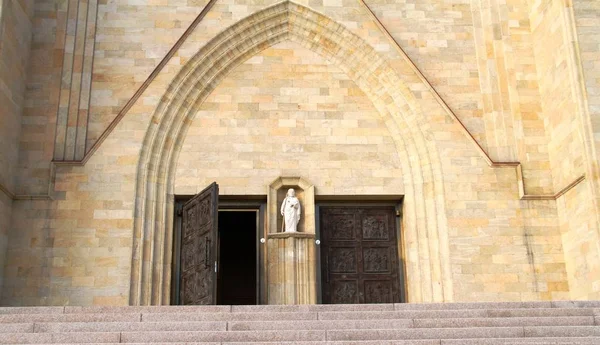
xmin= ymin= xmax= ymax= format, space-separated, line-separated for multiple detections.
xmin=530 ymin=0 xmax=600 ymax=300
xmin=0 ymin=0 xmax=34 ymax=292
xmin=0 ymin=0 xmax=597 ymax=305
xmin=175 ymin=41 xmax=404 ymax=196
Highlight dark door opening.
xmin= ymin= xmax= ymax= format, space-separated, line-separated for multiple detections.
xmin=217 ymin=210 xmax=257 ymax=305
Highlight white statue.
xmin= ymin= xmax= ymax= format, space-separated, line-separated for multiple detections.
xmin=280 ymin=188 xmax=301 ymax=232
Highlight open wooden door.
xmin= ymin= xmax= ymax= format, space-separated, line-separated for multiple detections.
xmin=179 ymin=182 xmax=219 ymax=305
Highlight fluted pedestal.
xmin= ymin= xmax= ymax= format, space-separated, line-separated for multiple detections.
xmin=266 ymin=232 xmax=316 ymax=304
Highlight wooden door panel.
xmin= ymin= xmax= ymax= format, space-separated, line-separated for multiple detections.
xmin=363 ymin=247 xmax=392 ymax=273
xmin=361 ymin=214 xmax=390 ymax=240
xmin=363 ymin=280 xmax=394 ymax=303
xmin=320 ymin=206 xmax=401 ymax=304
xmin=331 ymin=280 xmax=360 ymax=304
xmin=327 ymin=213 xmax=357 ymax=240
xmin=329 ymin=247 xmax=358 ymax=273
xmin=179 ymin=182 xmax=219 ymax=305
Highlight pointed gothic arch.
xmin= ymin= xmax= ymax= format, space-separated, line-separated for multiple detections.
xmin=130 ymin=1 xmax=452 ymax=305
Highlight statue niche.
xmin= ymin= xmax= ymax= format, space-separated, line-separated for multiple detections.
xmin=268 ymin=177 xmax=314 ymax=235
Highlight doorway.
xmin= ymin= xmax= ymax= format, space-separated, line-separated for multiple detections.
xmin=318 ymin=204 xmax=404 ymax=304
xmin=217 ymin=210 xmax=258 ymax=305
xmin=172 ymin=190 xmax=265 ymax=305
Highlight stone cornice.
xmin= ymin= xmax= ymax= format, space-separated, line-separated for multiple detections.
xmin=267 ymin=232 xmax=315 ymax=239
xmin=0 ymin=182 xmax=15 ymax=200
xmin=0 ymin=181 xmax=53 ymax=201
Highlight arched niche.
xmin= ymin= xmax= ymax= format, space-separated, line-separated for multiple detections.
xmin=130 ymin=1 xmax=452 ymax=305
xmin=268 ymin=176 xmax=315 ymax=235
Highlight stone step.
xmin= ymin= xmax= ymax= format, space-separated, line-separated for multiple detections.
xmin=328 ymin=327 xmax=525 ymax=341
xmin=524 ymin=326 xmax=600 ymax=337
xmin=2 ymin=326 xmax=598 ymax=343
xmin=2 ymin=301 xmax=599 ymax=316
xmin=64 ymin=306 xmax=231 ymax=314
xmin=225 ymin=341 xmax=600 ymax=345
xmin=142 ymin=312 xmax=318 ymax=322
xmin=14 ymin=341 xmax=600 ymax=345
xmin=0 ymin=316 xmax=592 ymax=334
xmin=441 ymin=339 xmax=600 ymax=345
xmin=141 ymin=309 xmax=594 ymax=323
xmin=0 ymin=332 xmax=120 ymax=344
xmin=0 ymin=302 xmax=597 ymax=344
xmin=19 ymin=342 xmax=439 ymax=345
xmin=317 ymin=308 xmax=595 ymax=320
xmin=326 ymin=326 xmax=600 ymax=341
xmin=0 ymin=310 xmax=594 ymax=325
xmin=28 ymin=320 xmax=411 ymax=333
xmin=119 ymin=327 xmax=600 ymax=343
xmin=412 ymin=316 xmax=596 ymax=328
xmin=0 ymin=307 xmax=65 ymax=315
xmin=32 ymin=321 xmax=227 ymax=333
xmin=0 ymin=313 xmax=142 ymax=324
xmin=119 ymin=330 xmax=327 ymax=343
xmin=0 ymin=342 xmax=435 ymax=345
xmin=229 ymin=316 xmax=596 ymax=330
xmin=228 ymin=302 xmax=561 ymax=312
xmin=0 ymin=323 xmax=34 ymax=332
xmin=226 ymin=319 xmax=411 ymax=331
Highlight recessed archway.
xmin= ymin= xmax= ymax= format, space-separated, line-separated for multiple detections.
xmin=130 ymin=1 xmax=451 ymax=305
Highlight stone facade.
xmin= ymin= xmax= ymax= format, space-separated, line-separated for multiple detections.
xmin=0 ymin=0 xmax=34 ymax=292
xmin=0 ymin=0 xmax=598 ymax=306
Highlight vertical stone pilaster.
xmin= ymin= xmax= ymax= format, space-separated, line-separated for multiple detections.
xmin=53 ymin=0 xmax=98 ymax=161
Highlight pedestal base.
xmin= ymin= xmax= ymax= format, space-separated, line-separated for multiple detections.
xmin=266 ymin=232 xmax=316 ymax=304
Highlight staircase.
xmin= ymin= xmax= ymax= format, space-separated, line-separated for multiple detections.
xmin=0 ymin=301 xmax=598 ymax=344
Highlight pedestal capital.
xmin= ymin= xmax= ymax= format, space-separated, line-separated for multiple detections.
xmin=267 ymin=232 xmax=315 ymax=240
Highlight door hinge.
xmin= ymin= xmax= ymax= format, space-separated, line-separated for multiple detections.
xmin=214 ymin=261 xmax=218 ymax=273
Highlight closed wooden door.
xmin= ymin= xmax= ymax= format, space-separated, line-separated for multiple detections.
xmin=320 ymin=206 xmax=401 ymax=304
xmin=179 ymin=182 xmax=219 ymax=305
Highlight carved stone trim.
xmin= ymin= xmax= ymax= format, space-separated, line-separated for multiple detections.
xmin=268 ymin=232 xmax=315 ymax=240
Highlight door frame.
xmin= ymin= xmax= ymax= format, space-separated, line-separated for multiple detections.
xmin=315 ymin=201 xmax=406 ymax=304
xmin=172 ymin=196 xmax=267 ymax=305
